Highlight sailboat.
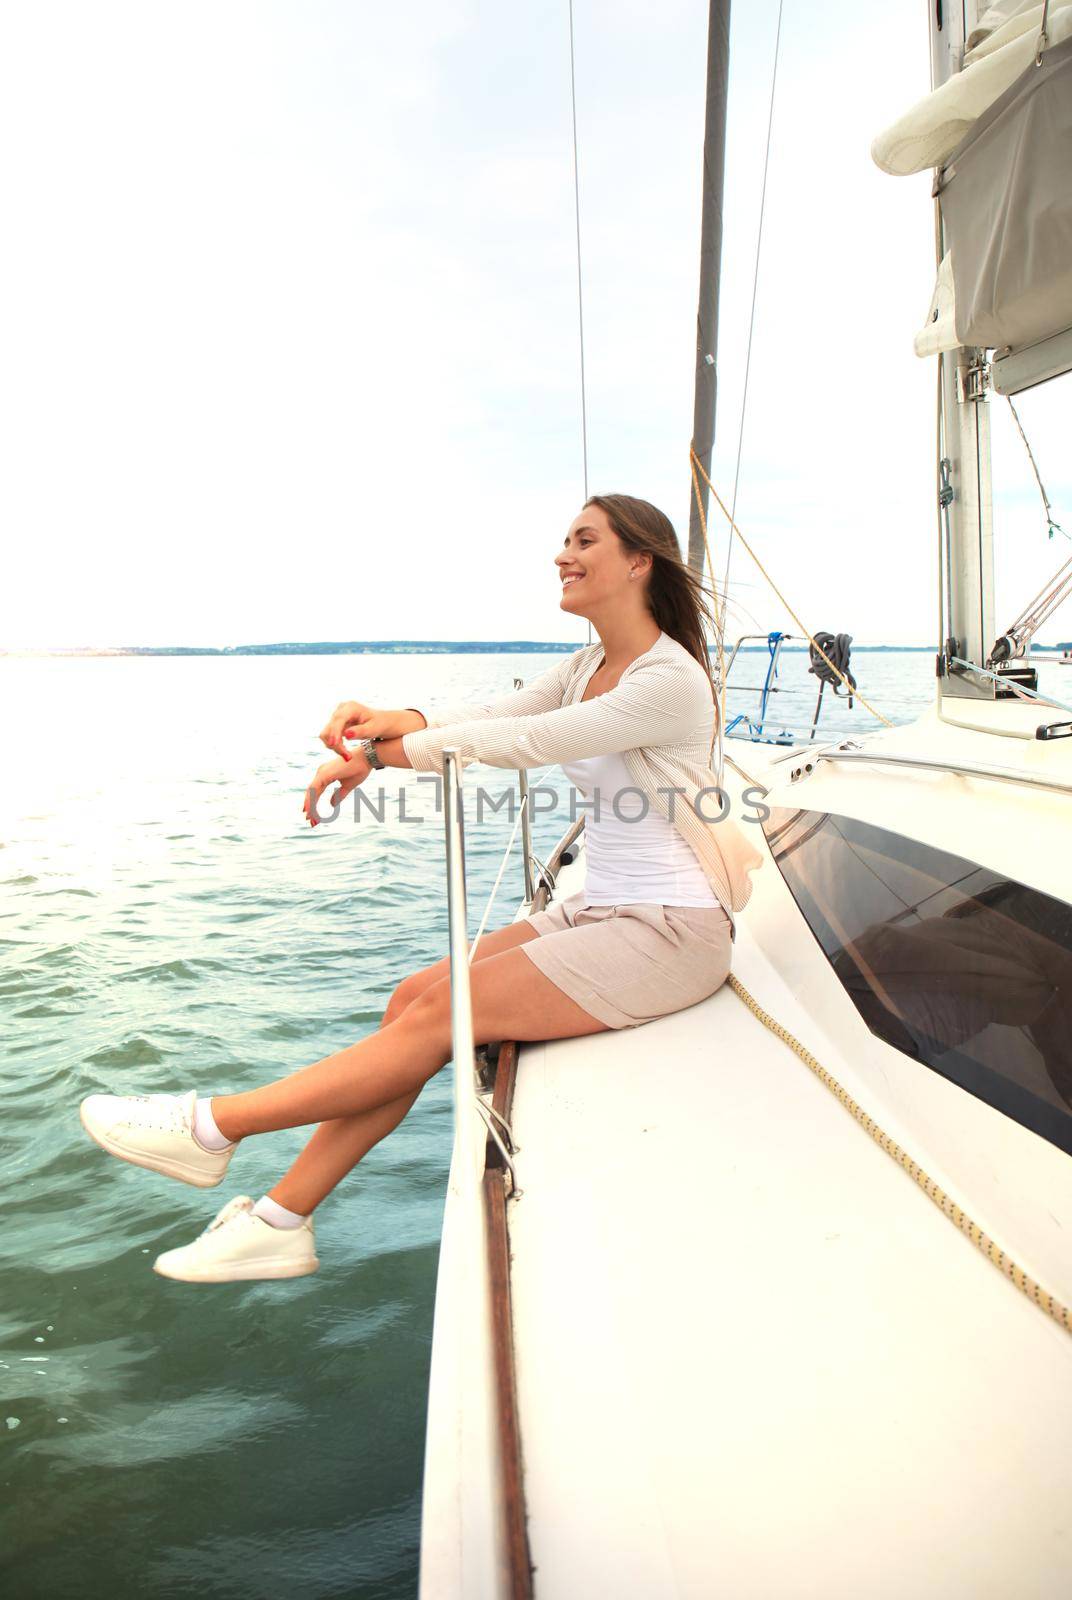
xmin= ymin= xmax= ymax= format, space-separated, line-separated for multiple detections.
xmin=418 ymin=3 xmax=1072 ymax=1595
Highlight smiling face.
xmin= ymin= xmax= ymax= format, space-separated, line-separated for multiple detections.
xmin=555 ymin=503 xmax=651 ymax=617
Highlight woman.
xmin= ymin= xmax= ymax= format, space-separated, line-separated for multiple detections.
xmin=79 ymin=494 xmax=763 ymax=1282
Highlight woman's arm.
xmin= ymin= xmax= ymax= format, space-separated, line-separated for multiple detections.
xmin=303 ymin=656 xmax=707 ymax=825
xmin=320 ymin=656 xmax=573 ymax=756
xmin=394 ymin=655 xmax=713 ymax=774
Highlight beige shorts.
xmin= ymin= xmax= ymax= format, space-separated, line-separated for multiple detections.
xmin=519 ymin=889 xmax=734 ymax=1030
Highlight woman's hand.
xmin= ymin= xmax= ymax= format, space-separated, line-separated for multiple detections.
xmin=319 ymin=700 xmax=373 ymax=755
xmin=318 ymin=702 xmax=425 ymax=755
xmin=303 ymin=749 xmax=371 ymax=827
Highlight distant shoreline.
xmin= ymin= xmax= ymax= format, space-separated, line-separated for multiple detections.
xmin=8 ymin=640 xmax=1068 ymax=659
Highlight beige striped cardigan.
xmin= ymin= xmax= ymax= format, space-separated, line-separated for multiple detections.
xmin=401 ymin=630 xmax=764 ymax=924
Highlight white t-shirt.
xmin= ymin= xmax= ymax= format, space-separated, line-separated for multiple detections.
xmin=559 ymin=749 xmax=724 ymax=909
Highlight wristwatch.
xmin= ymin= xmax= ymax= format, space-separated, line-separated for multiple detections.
xmin=360 ymin=737 xmax=386 ymax=770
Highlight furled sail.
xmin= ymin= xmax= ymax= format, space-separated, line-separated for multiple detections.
xmin=913 ymin=251 xmax=958 ymax=358
xmin=876 ymin=1 xmax=1072 ymax=391
xmin=938 ymin=35 xmax=1072 ymax=360
xmin=872 ymin=0 xmax=1072 ymax=175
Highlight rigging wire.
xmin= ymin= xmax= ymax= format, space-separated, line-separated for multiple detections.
xmin=1005 ymin=394 xmax=1066 ymax=543
xmin=717 ymin=0 xmax=785 ymax=786
xmin=692 ymin=448 xmax=895 ymax=728
xmin=567 ymin=0 xmax=592 ymax=647
xmin=949 ymin=656 xmax=1072 ymax=717
xmin=986 ymin=395 xmax=1072 ymax=664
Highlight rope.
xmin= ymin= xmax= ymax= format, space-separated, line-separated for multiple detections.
xmin=566 ymin=0 xmax=592 ymax=650
xmin=690 ymin=449 xmax=895 ymax=728
xmin=726 ymin=971 xmax=1072 ymax=1338
xmin=809 ymin=631 xmax=856 ymax=702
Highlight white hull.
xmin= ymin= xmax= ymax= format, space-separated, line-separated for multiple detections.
xmin=420 ymin=701 xmax=1072 ymax=1597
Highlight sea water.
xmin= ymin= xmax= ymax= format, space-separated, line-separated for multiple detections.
xmin=1 ymin=647 xmax=1067 ymax=1596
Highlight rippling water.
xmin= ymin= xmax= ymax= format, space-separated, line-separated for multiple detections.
xmin=2 ymin=647 xmax=1066 ymax=1595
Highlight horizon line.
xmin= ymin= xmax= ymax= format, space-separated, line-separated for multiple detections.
xmin=5 ymin=638 xmax=1071 ymax=659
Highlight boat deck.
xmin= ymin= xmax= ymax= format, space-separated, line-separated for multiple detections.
xmin=508 ymin=846 xmax=1072 ymax=1598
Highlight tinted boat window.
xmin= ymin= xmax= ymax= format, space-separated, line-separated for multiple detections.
xmin=762 ymin=806 xmax=1072 ymax=1158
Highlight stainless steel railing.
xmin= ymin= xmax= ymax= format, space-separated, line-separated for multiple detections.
xmin=442 ymin=749 xmax=484 ymax=1183
xmin=722 ymin=631 xmax=804 ymax=745
xmin=441 ymin=747 xmax=539 ymax=1189
xmin=514 ymin=677 xmax=537 ymax=904
xmin=440 ymin=673 xmax=583 ymax=1159
xmin=516 ymin=770 xmax=536 ymax=904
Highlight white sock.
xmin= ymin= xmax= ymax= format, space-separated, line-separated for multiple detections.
xmin=192 ymin=1095 xmax=234 ymax=1152
xmin=252 ymin=1194 xmax=307 ymax=1230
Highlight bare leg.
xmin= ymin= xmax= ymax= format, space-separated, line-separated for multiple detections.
xmin=211 ymin=939 xmax=606 ymax=1146
xmin=211 ymin=1005 xmax=449 ymax=1136
xmin=262 ymin=1003 xmax=420 ymax=1217
xmin=266 ymin=1085 xmax=424 ymax=1216
xmin=242 ymin=920 xmax=544 ymax=1215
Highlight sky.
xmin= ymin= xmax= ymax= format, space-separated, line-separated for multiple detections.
xmin=2 ymin=0 xmax=1069 ymax=650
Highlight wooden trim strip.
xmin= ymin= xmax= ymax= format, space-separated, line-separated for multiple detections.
xmin=483 ymin=1161 xmax=533 ymax=1598
xmin=483 ymin=816 xmax=584 ymax=1597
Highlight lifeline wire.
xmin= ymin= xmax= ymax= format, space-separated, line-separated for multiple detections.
xmin=469 ymin=790 xmax=531 ymax=961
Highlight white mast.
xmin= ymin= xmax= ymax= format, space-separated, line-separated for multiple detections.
xmin=929 ymin=0 xmax=996 ymax=695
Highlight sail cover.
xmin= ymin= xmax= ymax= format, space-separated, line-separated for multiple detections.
xmin=872 ymin=0 xmax=1072 ymax=176
xmin=877 ymin=2 xmax=1072 ymax=370
xmin=938 ymin=32 xmax=1072 ymax=354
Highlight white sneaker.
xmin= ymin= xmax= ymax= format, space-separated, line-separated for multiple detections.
xmin=153 ymin=1195 xmax=319 ymax=1283
xmin=79 ymin=1088 xmax=237 ymax=1189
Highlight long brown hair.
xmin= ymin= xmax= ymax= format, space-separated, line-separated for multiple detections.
xmin=584 ymin=492 xmax=721 ymax=704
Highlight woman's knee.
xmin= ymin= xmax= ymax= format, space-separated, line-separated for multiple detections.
xmin=383 ymin=969 xmax=435 ymax=1024
xmin=395 ymin=980 xmax=456 ymax=1057
xmin=381 ymin=971 xmax=456 ymax=1046
xmin=382 ymin=925 xmax=531 ymax=1027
